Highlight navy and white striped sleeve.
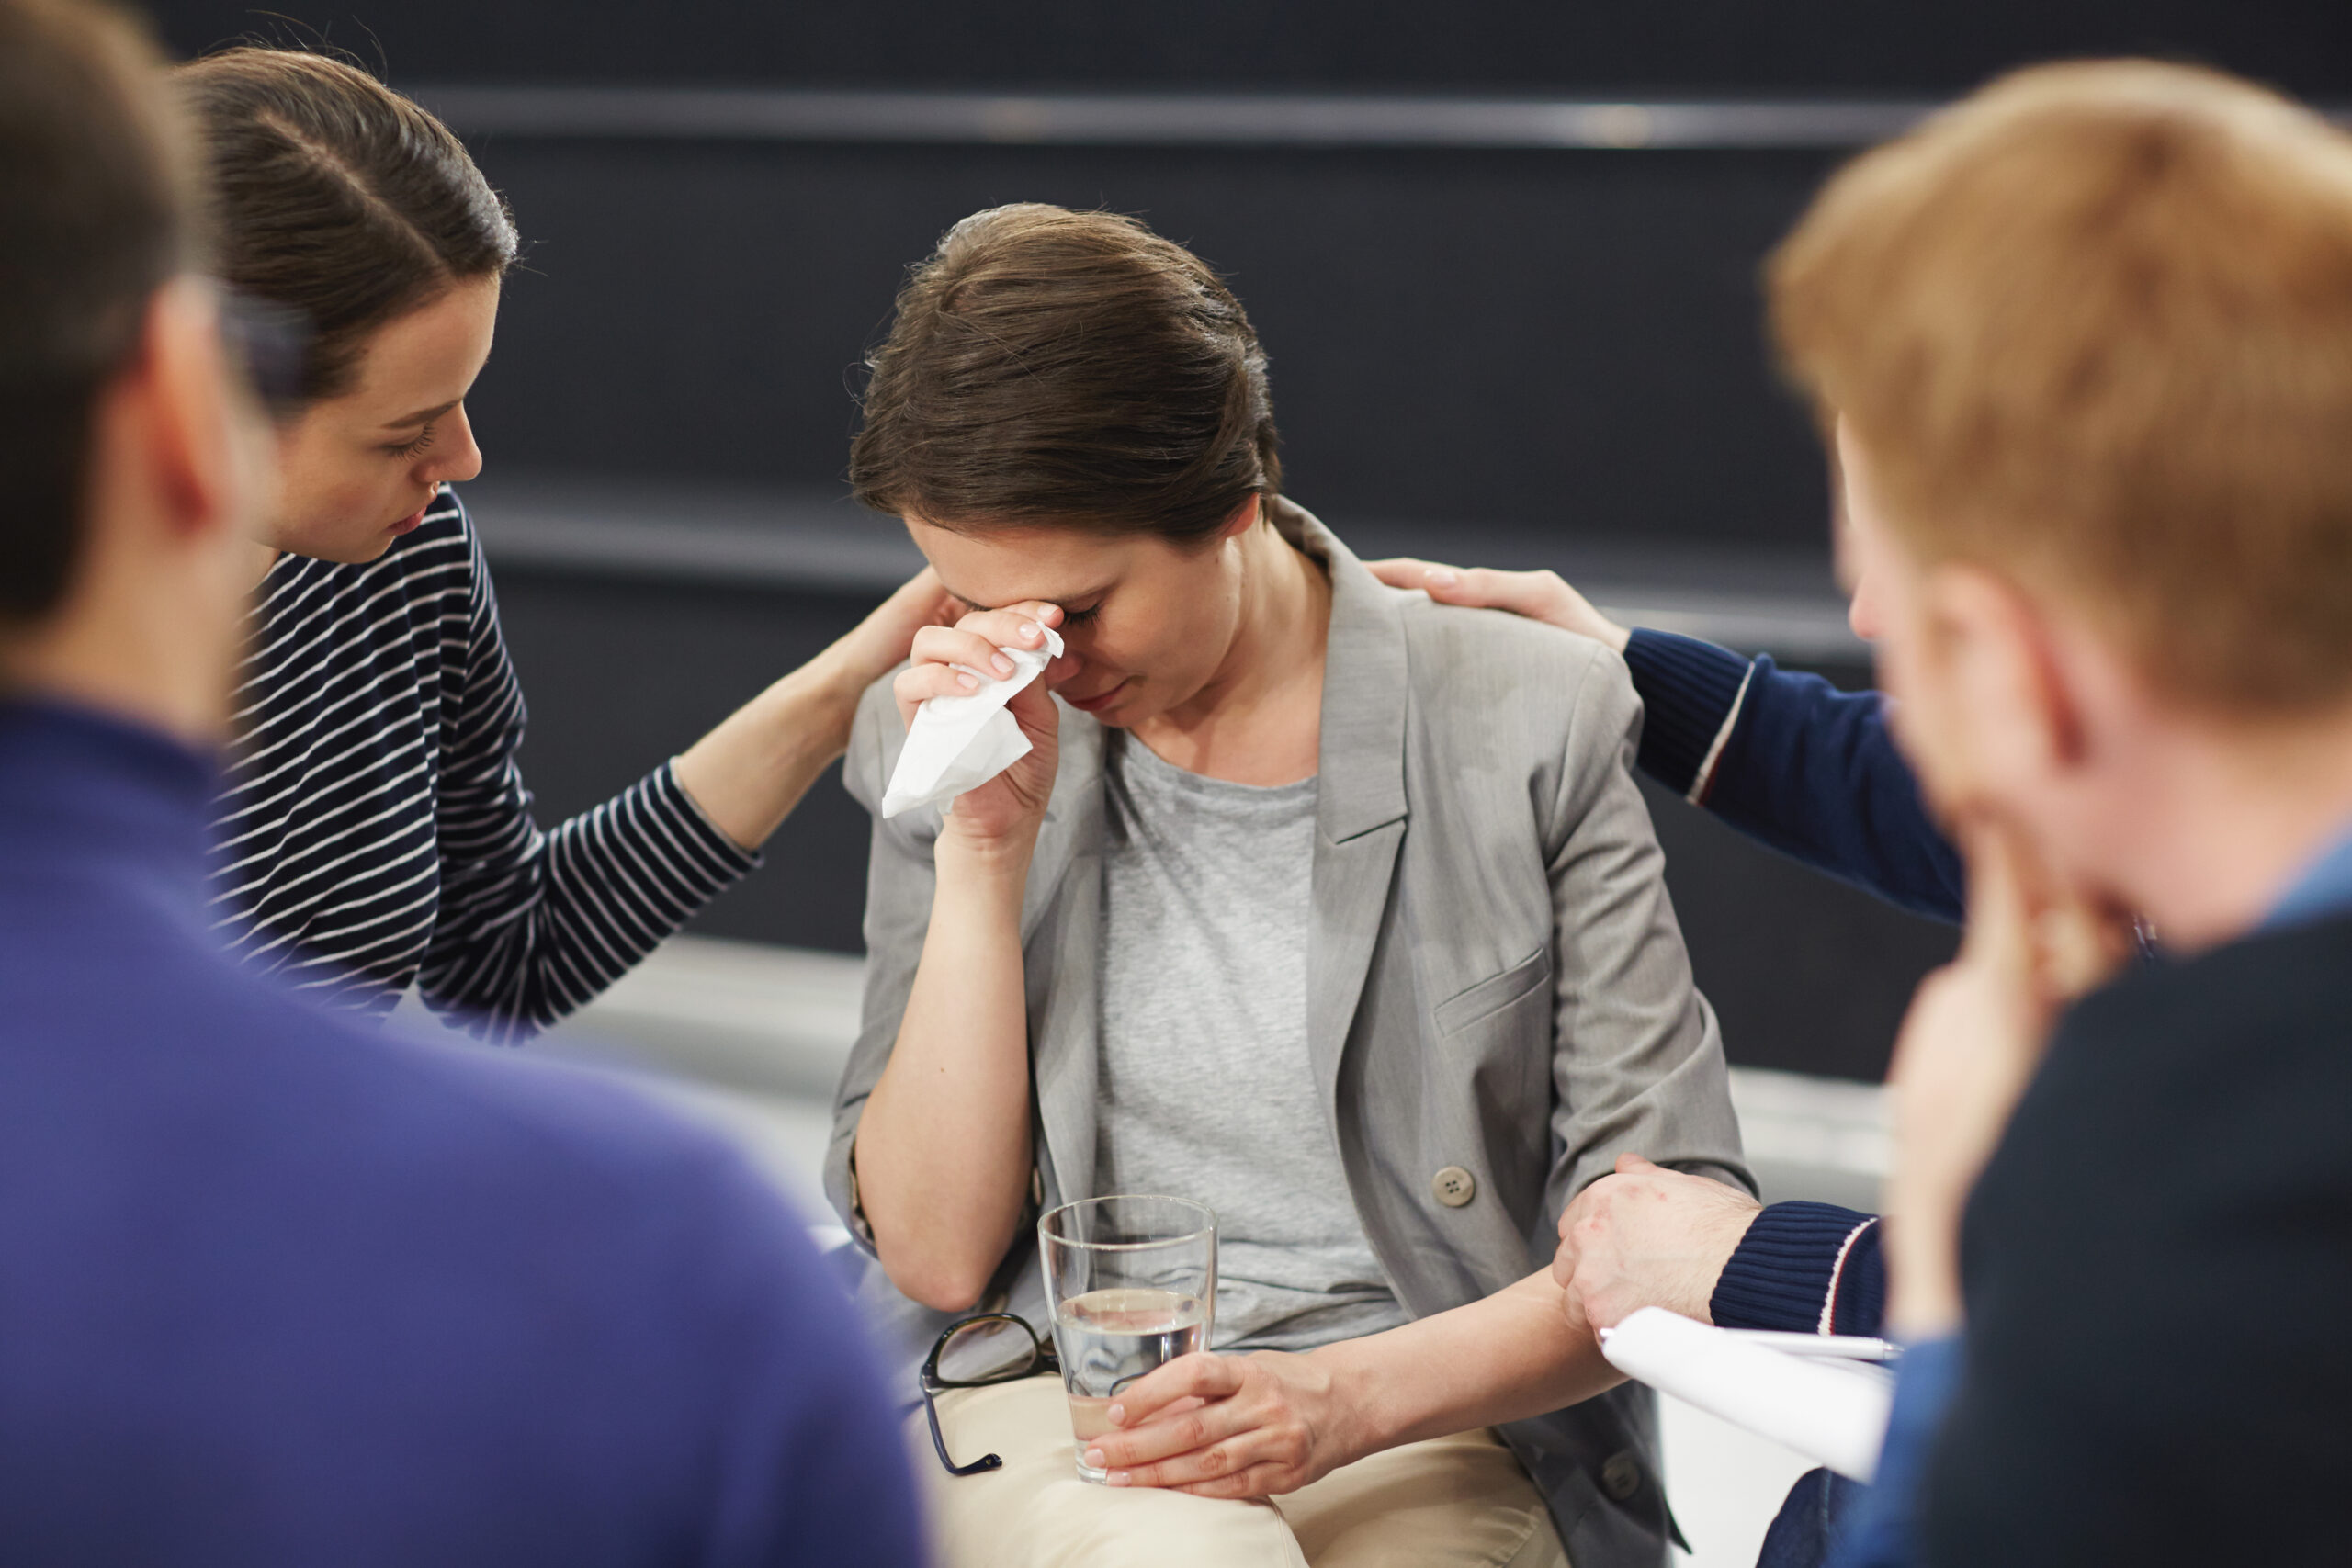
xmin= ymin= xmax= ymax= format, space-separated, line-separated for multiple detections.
xmin=1623 ymin=627 xmax=1965 ymax=923
xmin=1710 ymin=1201 xmax=1886 ymax=1337
xmin=414 ymin=521 xmax=758 ymax=1042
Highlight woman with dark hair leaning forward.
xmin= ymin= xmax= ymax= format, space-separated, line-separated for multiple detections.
xmin=178 ymin=49 xmax=944 ymax=1040
xmin=830 ymin=204 xmax=1750 ymax=1568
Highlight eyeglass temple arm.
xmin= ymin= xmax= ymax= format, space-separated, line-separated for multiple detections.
xmin=923 ymin=1384 xmax=1004 ymax=1476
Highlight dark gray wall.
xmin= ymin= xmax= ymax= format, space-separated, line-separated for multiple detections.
xmin=156 ymin=2 xmax=2326 ymax=1077
xmin=154 ymin=2 xmax=2352 ymax=96
xmin=459 ymin=140 xmax=1842 ymax=550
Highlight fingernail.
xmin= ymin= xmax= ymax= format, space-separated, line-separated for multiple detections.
xmin=1107 ymin=1404 xmax=1125 ymax=1426
xmin=1083 ymin=1448 xmax=1105 ymax=1469
xmin=957 ymin=671 xmax=979 ymax=689
xmin=1428 ymin=569 xmax=1457 ymax=588
xmin=992 ymin=654 xmax=1014 ymax=676
xmin=1106 ymin=1472 xmax=1131 ymax=1488
xmin=1020 ymin=622 xmax=1043 ymax=643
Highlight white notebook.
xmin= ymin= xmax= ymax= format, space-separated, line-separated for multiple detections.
xmin=1599 ymin=1308 xmax=1895 ymax=1482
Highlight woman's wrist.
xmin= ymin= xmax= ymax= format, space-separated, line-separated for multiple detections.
xmin=934 ymin=815 xmax=1040 ymax=888
xmin=775 ymin=639 xmax=871 ymax=754
xmin=1299 ymin=1340 xmax=1396 ymax=1469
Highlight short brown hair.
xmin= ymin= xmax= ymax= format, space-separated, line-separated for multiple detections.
xmin=0 ymin=0 xmax=193 ymax=625
xmin=1770 ymin=61 xmax=2352 ymax=713
xmin=175 ymin=48 xmax=518 ymax=403
xmin=850 ymin=204 xmax=1280 ymax=544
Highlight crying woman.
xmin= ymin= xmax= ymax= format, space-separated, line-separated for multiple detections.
xmin=828 ymin=204 xmax=1748 ymax=1568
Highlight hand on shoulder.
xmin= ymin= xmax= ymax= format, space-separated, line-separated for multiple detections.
xmin=1366 ymin=557 xmax=1631 ymax=654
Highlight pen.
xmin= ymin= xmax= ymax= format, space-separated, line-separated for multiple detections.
xmin=1718 ymin=1330 xmax=1903 ymax=1362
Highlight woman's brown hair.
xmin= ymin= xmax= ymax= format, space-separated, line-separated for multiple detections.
xmin=174 ymin=48 xmax=517 ymax=403
xmin=850 ymin=205 xmax=1280 ymax=545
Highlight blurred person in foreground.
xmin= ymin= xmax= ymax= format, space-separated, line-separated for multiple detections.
xmin=0 ymin=3 xmax=921 ymax=1562
xmin=1778 ymin=62 xmax=2352 ymax=1564
xmin=1385 ymin=59 xmax=2352 ymax=1567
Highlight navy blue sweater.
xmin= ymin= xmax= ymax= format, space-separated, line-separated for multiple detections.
xmin=0 ymin=700 xmax=921 ymax=1566
xmin=1620 ymin=628 xmax=1961 ymax=1338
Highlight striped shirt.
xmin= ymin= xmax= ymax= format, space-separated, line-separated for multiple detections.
xmin=209 ymin=485 xmax=757 ymax=1043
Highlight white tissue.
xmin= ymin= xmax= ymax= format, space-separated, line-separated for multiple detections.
xmin=880 ymin=626 xmax=1065 ymax=819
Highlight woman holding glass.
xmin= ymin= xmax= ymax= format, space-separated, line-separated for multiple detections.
xmin=830 ymin=204 xmax=1751 ymax=1568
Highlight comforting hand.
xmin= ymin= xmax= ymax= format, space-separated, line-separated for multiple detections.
xmin=891 ymin=601 xmax=1068 ymax=843
xmin=834 ymin=566 xmax=958 ymax=689
xmin=1553 ymin=1153 xmax=1761 ymax=1330
xmin=1080 ymin=1349 xmax=1364 ymax=1499
xmin=1364 ymin=558 xmax=1631 ymax=653
xmin=1882 ymin=820 xmax=2133 ymax=1336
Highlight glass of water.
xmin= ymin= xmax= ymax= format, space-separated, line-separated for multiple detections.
xmin=1037 ymin=1194 xmax=1217 ymax=1483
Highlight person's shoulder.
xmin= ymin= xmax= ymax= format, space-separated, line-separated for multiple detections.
xmin=197 ymin=969 xmax=794 ymax=1260
xmin=2053 ymin=915 xmax=2352 ymax=1109
xmin=1387 ymin=579 xmax=1635 ymax=745
xmin=373 ymin=1020 xmax=777 ymax=1206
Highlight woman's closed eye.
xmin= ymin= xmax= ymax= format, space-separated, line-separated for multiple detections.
xmin=382 ymin=423 xmax=436 ymax=459
xmin=1059 ymin=603 xmax=1103 ymax=628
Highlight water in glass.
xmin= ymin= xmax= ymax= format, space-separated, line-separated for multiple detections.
xmin=1038 ymin=1195 xmax=1216 ymax=1483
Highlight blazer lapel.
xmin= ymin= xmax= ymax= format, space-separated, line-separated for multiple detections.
xmin=1283 ymin=505 xmax=1412 ymax=1119
xmin=1025 ymin=704 xmax=1107 ymax=1208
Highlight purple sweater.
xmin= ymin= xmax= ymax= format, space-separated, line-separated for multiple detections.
xmin=0 ymin=700 xmax=922 ymax=1566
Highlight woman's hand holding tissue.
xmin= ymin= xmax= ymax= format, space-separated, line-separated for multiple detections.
xmin=890 ymin=601 xmax=1069 ymax=845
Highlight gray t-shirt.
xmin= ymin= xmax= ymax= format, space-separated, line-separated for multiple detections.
xmin=1095 ymin=733 xmax=1408 ymax=1353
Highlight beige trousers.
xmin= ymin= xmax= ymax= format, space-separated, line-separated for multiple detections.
xmin=912 ymin=1375 xmax=1571 ymax=1568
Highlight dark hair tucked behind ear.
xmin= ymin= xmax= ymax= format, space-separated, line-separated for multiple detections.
xmin=175 ymin=48 xmax=517 ymax=402
xmin=850 ymin=205 xmax=1281 ymax=545
xmin=0 ymin=0 xmax=192 ymax=625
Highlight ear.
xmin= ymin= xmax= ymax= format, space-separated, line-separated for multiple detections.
xmin=1918 ymin=563 xmax=2087 ymax=802
xmin=131 ymin=277 xmax=260 ymax=545
xmin=1218 ymin=492 xmax=1263 ymax=544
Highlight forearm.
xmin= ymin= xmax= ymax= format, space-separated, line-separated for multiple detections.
xmin=852 ymin=830 xmax=1038 ymax=1309
xmin=1318 ymin=1268 xmax=1622 ymax=1458
xmin=673 ymin=641 xmax=869 ymax=851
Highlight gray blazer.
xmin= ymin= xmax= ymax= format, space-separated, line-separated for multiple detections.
xmin=828 ymin=502 xmax=1749 ymax=1568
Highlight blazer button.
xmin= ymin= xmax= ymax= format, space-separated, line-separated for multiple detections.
xmin=1602 ymin=1450 xmax=1642 ymax=1501
xmin=1431 ymin=1166 xmax=1477 ymax=1207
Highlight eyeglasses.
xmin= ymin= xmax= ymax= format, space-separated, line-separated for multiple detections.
xmin=216 ymin=288 xmax=312 ymax=414
xmin=920 ymin=1313 xmax=1059 ymax=1476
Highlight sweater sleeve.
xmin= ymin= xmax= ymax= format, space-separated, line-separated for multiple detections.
xmin=1622 ymin=627 xmax=1753 ymax=796
xmin=1623 ymin=629 xmax=1964 ymax=924
xmin=1711 ymin=1201 xmax=1886 ymax=1337
xmin=413 ymin=516 xmax=757 ymax=1042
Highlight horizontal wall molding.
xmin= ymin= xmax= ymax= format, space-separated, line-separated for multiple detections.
xmin=413 ymin=85 xmax=1952 ymax=151
xmin=460 ymin=472 xmax=1866 ymax=663
xmin=411 ymin=85 xmax=2352 ymax=152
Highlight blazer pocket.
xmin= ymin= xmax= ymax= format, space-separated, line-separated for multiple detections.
xmin=1434 ymin=948 xmax=1554 ymax=1037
